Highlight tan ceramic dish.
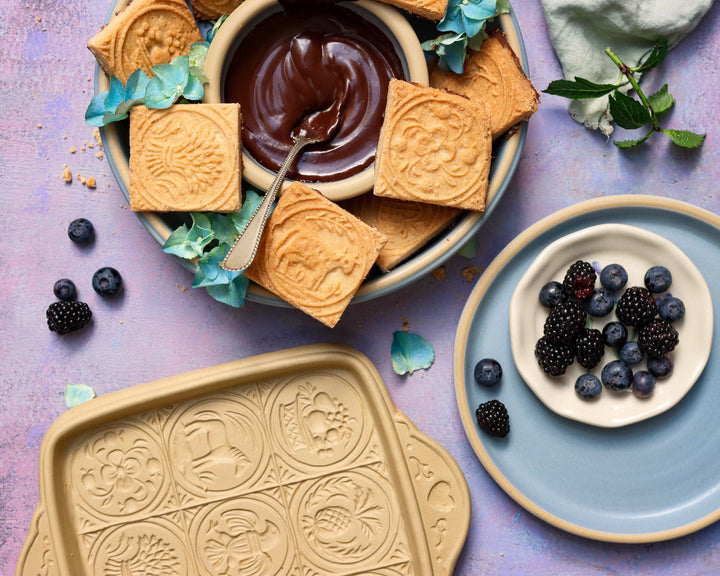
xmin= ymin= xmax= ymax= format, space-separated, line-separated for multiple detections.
xmin=17 ymin=345 xmax=470 ymax=576
xmin=203 ymin=0 xmax=429 ymax=201
xmin=97 ymin=1 xmax=526 ymax=304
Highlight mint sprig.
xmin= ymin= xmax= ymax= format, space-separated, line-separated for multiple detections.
xmin=422 ymin=0 xmax=509 ymax=73
xmin=544 ymin=40 xmax=705 ymax=149
xmin=162 ymin=190 xmax=264 ymax=308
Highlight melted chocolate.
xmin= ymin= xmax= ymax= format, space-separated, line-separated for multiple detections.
xmin=223 ymin=3 xmax=405 ymax=182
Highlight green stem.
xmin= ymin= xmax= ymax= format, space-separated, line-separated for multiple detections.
xmin=605 ymin=47 xmax=660 ymax=131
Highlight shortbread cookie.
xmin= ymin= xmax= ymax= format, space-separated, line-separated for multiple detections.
xmin=375 ymin=0 xmax=447 ymax=20
xmin=129 ymin=104 xmax=242 ymax=212
xmin=245 ymin=182 xmax=386 ymax=328
xmin=374 ymin=80 xmax=492 ymax=212
xmin=190 ymin=0 xmax=243 ymax=20
xmin=430 ymin=29 xmax=540 ymax=137
xmin=341 ymin=194 xmax=461 ymax=272
xmin=88 ymin=0 xmax=203 ymax=84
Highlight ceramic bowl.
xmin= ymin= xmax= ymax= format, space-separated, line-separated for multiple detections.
xmin=96 ymin=0 xmax=529 ymax=305
xmin=202 ymin=0 xmax=429 ymax=202
xmin=509 ymin=223 xmax=713 ymax=428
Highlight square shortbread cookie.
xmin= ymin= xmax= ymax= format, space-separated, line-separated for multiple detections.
xmin=374 ymin=0 xmax=447 ymax=20
xmin=88 ymin=0 xmax=202 ymax=84
xmin=245 ymin=182 xmax=386 ymax=328
xmin=374 ymin=79 xmax=492 ymax=212
xmin=430 ymin=29 xmax=540 ymax=138
xmin=129 ymin=104 xmax=242 ymax=212
xmin=340 ymin=193 xmax=461 ymax=272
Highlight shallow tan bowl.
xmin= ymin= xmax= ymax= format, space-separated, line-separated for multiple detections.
xmin=203 ymin=0 xmax=429 ymax=201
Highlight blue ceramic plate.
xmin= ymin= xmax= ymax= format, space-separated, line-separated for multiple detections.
xmin=96 ymin=0 xmax=529 ymax=305
xmin=453 ymin=195 xmax=720 ymax=542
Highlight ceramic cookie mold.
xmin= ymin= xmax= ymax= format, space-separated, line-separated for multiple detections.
xmin=17 ymin=345 xmax=470 ymax=576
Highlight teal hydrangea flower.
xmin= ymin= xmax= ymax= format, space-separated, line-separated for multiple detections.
xmin=391 ymin=331 xmax=435 ymax=375
xmin=438 ymin=0 xmax=497 ymax=38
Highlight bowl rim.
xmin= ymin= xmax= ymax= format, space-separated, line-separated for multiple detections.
xmin=203 ymin=0 xmax=430 ymax=201
xmin=95 ymin=2 xmax=529 ymax=306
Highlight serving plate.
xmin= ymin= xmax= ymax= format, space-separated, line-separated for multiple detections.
xmin=509 ymin=223 xmax=713 ymax=428
xmin=18 ymin=345 xmax=470 ymax=576
xmin=95 ymin=0 xmax=529 ymax=305
xmin=454 ymin=195 xmax=720 ymax=542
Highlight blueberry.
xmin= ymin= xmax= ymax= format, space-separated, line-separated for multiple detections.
xmin=53 ymin=278 xmax=77 ymax=301
xmin=585 ymin=288 xmax=615 ymax=317
xmin=474 ymin=358 xmax=502 ymax=387
xmin=600 ymin=263 xmax=628 ymax=291
xmin=539 ymin=281 xmax=567 ymax=308
xmin=633 ymin=371 xmax=656 ymax=398
xmin=68 ymin=218 xmax=95 ymax=244
xmin=601 ymin=360 xmax=633 ymax=391
xmin=620 ymin=341 xmax=644 ymax=365
xmin=658 ymin=296 xmax=685 ymax=322
xmin=575 ymin=374 xmax=602 ymax=400
xmin=644 ymin=265 xmax=672 ymax=293
xmin=92 ymin=267 xmax=123 ymax=297
xmin=647 ymin=355 xmax=673 ymax=379
xmin=602 ymin=321 xmax=628 ymax=348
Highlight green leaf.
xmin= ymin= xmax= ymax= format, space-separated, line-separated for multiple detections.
xmin=162 ymin=213 xmax=214 ymax=258
xmin=467 ymin=30 xmax=488 ymax=52
xmin=608 ymin=91 xmax=651 ymax=129
xmin=458 ymin=235 xmax=479 ymax=258
xmin=543 ymin=77 xmax=618 ymax=100
xmin=205 ymin=274 xmax=249 ymax=307
xmin=614 ymin=130 xmax=654 ymax=148
xmin=495 ymin=0 xmax=510 ymax=14
xmin=662 ymin=129 xmax=706 ymax=148
xmin=85 ymin=90 xmax=110 ymax=126
xmin=632 ymin=40 xmax=668 ymax=72
xmin=65 ymin=383 xmax=96 ymax=409
xmin=205 ymin=14 xmax=228 ymax=43
xmin=391 ymin=332 xmax=435 ymax=375
xmin=647 ymin=84 xmax=675 ymax=116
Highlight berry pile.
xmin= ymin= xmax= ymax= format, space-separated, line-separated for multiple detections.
xmin=473 ymin=358 xmax=510 ymax=438
xmin=536 ymin=260 xmax=684 ymax=400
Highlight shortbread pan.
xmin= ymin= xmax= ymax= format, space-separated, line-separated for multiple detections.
xmin=17 ymin=344 xmax=470 ymax=576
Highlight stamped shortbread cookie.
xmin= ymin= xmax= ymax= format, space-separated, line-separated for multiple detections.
xmin=375 ymin=0 xmax=447 ymax=20
xmin=190 ymin=0 xmax=243 ymax=21
xmin=129 ymin=104 xmax=242 ymax=212
xmin=88 ymin=0 xmax=202 ymax=84
xmin=374 ymin=80 xmax=492 ymax=212
xmin=245 ymin=182 xmax=386 ymax=328
xmin=430 ymin=29 xmax=540 ymax=137
xmin=341 ymin=194 xmax=461 ymax=272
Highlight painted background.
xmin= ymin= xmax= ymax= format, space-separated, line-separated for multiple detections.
xmin=1 ymin=0 xmax=719 ymax=574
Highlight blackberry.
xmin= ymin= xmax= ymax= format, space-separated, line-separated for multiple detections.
xmin=574 ymin=328 xmax=605 ymax=369
xmin=615 ymin=286 xmax=657 ymax=327
xmin=638 ymin=318 xmax=679 ymax=358
xmin=46 ymin=300 xmax=92 ymax=334
xmin=562 ymin=260 xmax=597 ymax=300
xmin=535 ymin=336 xmax=574 ymax=376
xmin=475 ymin=400 xmax=510 ymax=438
xmin=92 ymin=267 xmax=123 ymax=297
xmin=543 ymin=300 xmax=586 ymax=344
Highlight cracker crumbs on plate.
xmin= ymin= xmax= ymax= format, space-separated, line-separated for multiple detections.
xmin=93 ymin=128 xmax=103 ymax=150
xmin=432 ymin=267 xmax=446 ymax=281
xmin=401 ymin=317 xmax=411 ymax=331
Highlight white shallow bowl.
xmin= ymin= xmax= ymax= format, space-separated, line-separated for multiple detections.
xmin=509 ymin=223 xmax=713 ymax=428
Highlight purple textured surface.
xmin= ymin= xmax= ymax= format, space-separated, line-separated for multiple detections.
xmin=1 ymin=0 xmax=720 ymax=574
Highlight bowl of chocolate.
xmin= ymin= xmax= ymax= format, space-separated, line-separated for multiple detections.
xmin=203 ymin=0 xmax=429 ymax=201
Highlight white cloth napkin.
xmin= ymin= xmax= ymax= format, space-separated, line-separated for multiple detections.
xmin=540 ymin=0 xmax=714 ymax=134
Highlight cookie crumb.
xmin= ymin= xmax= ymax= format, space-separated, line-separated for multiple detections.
xmin=461 ymin=266 xmax=481 ymax=283
xmin=62 ymin=165 xmax=72 ymax=183
xmin=93 ymin=128 xmax=104 ymax=150
xmin=86 ymin=176 xmax=97 ymax=189
xmin=401 ymin=317 xmax=411 ymax=331
xmin=70 ymin=147 xmax=76 ymax=153
xmin=432 ymin=267 xmax=446 ymax=281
